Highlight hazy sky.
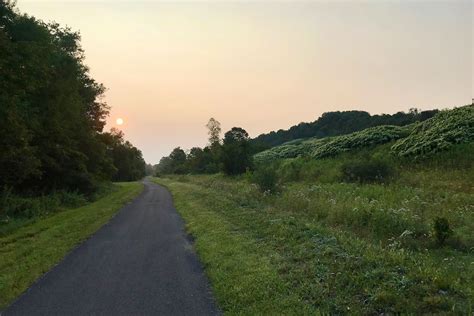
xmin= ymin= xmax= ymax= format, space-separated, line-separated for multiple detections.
xmin=19 ymin=0 xmax=472 ymax=164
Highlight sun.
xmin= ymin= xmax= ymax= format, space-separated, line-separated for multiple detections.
xmin=116 ymin=118 xmax=124 ymax=125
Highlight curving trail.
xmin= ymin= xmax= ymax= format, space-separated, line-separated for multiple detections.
xmin=5 ymin=179 xmax=219 ymax=316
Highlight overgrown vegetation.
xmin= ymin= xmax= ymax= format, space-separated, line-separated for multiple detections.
xmin=153 ymin=142 xmax=473 ymax=313
xmin=255 ymin=125 xmax=411 ymax=163
xmin=152 ymin=110 xmax=473 ymax=313
xmin=250 ymin=165 xmax=279 ymax=193
xmin=252 ymin=108 xmax=438 ymax=149
xmin=0 ymin=2 xmax=145 ymax=217
xmin=255 ymin=106 xmax=473 ymax=164
xmin=0 ymin=182 xmax=143 ymax=309
xmin=340 ymin=158 xmax=393 ymax=183
xmin=392 ymin=105 xmax=474 ymax=158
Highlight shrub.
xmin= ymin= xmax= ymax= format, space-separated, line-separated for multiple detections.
xmin=251 ymin=166 xmax=279 ymax=193
xmin=341 ymin=159 xmax=393 ymax=183
xmin=56 ymin=191 xmax=87 ymax=208
xmin=277 ymin=159 xmax=304 ymax=182
xmin=0 ymin=189 xmax=88 ymax=219
xmin=432 ymin=217 xmax=453 ymax=246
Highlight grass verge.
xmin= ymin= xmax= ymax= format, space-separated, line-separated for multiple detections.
xmin=0 ymin=182 xmax=143 ymax=309
xmin=153 ymin=175 xmax=472 ymax=314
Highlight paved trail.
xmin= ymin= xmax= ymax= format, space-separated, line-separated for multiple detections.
xmin=5 ymin=179 xmax=219 ymax=316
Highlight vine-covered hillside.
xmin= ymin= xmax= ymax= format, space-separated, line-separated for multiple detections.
xmin=254 ymin=105 xmax=473 ymax=164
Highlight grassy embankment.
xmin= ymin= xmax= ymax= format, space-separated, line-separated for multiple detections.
xmin=0 ymin=182 xmax=143 ymax=309
xmin=153 ymin=143 xmax=473 ymax=314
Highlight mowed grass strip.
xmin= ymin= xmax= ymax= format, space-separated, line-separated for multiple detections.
xmin=0 ymin=182 xmax=143 ymax=309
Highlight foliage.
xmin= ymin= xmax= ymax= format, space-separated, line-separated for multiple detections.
xmin=0 ymin=182 xmax=143 ymax=309
xmin=99 ymin=128 xmax=146 ymax=181
xmin=154 ymin=168 xmax=473 ymax=314
xmin=221 ymin=127 xmax=252 ymax=175
xmin=255 ymin=125 xmax=409 ymax=163
xmin=156 ymin=118 xmax=223 ymax=175
xmin=145 ymin=163 xmax=155 ymax=176
xmin=251 ymin=165 xmax=279 ymax=193
xmin=391 ymin=105 xmax=474 ymax=158
xmin=252 ymin=108 xmax=438 ymax=149
xmin=0 ymin=189 xmax=86 ymax=219
xmin=340 ymin=158 xmax=393 ymax=183
xmin=432 ymin=217 xmax=453 ymax=246
xmin=206 ymin=117 xmax=221 ymax=147
xmin=0 ymin=2 xmax=145 ymax=196
xmin=312 ymin=125 xmax=410 ymax=159
xmin=185 ymin=147 xmax=220 ymax=174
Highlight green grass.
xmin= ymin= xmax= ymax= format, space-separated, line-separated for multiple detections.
xmin=152 ymin=145 xmax=473 ymax=314
xmin=0 ymin=182 xmax=143 ymax=309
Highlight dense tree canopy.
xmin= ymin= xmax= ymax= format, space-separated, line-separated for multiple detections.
xmin=221 ymin=127 xmax=252 ymax=175
xmin=99 ymin=129 xmax=146 ymax=182
xmin=0 ymin=1 xmax=145 ymax=194
xmin=155 ymin=147 xmax=188 ymax=175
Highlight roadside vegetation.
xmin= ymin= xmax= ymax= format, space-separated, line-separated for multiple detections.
xmin=0 ymin=3 xmax=147 ymax=309
xmin=0 ymin=1 xmax=146 ymax=220
xmin=154 ymin=105 xmax=474 ymax=313
xmin=0 ymin=1 xmax=147 ymax=193
xmin=0 ymin=182 xmax=143 ymax=309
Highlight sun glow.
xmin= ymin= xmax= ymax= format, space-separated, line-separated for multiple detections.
xmin=116 ymin=118 xmax=124 ymax=125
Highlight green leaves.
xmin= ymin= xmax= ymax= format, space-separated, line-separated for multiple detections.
xmin=391 ymin=105 xmax=474 ymax=158
xmin=255 ymin=105 xmax=474 ymax=164
xmin=0 ymin=2 xmax=144 ymax=194
xmin=255 ymin=125 xmax=409 ymax=163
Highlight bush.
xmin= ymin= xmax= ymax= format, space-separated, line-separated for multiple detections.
xmin=341 ymin=159 xmax=393 ymax=183
xmin=0 ymin=189 xmax=88 ymax=219
xmin=432 ymin=217 xmax=453 ymax=246
xmin=251 ymin=166 xmax=279 ymax=193
xmin=277 ymin=159 xmax=304 ymax=182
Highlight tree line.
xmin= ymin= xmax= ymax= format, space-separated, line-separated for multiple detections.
xmin=251 ymin=108 xmax=439 ymax=149
xmin=0 ymin=1 xmax=145 ymax=196
xmin=156 ymin=118 xmax=254 ymax=176
xmin=156 ymin=108 xmax=439 ymax=177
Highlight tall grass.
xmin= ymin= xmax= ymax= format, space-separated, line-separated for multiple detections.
xmin=153 ymin=142 xmax=474 ymax=313
xmin=0 ymin=182 xmax=116 ymax=236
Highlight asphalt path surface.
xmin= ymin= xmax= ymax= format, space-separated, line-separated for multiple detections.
xmin=5 ymin=179 xmax=219 ymax=316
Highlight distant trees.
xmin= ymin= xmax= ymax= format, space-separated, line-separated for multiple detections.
xmin=0 ymin=1 xmax=145 ymax=195
xmin=145 ymin=164 xmax=155 ymax=176
xmin=221 ymin=127 xmax=252 ymax=175
xmin=156 ymin=119 xmax=253 ymax=176
xmin=185 ymin=147 xmax=217 ymax=174
xmin=100 ymin=129 xmax=146 ymax=182
xmin=153 ymin=108 xmax=442 ymax=178
xmin=155 ymin=147 xmax=189 ymax=175
xmin=206 ymin=118 xmax=221 ymax=147
xmin=251 ymin=109 xmax=439 ymax=150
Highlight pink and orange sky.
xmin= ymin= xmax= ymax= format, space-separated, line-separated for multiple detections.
xmin=19 ymin=0 xmax=473 ymax=164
